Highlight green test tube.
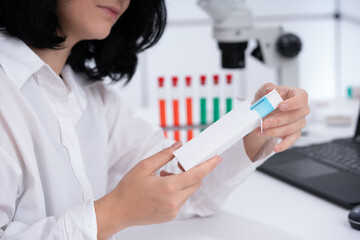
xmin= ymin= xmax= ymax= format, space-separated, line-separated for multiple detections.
xmin=225 ymin=74 xmax=233 ymax=113
xmin=200 ymin=75 xmax=207 ymax=131
xmin=212 ymin=75 xmax=220 ymax=122
xmin=226 ymin=98 xmax=232 ymax=113
xmin=213 ymin=97 xmax=220 ymax=122
xmin=200 ymin=97 xmax=207 ymax=125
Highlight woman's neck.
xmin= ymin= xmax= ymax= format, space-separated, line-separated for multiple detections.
xmin=30 ymin=36 xmax=76 ymax=76
xmin=30 ymin=46 xmax=71 ymax=76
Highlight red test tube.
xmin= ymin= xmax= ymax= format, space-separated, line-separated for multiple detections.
xmin=172 ymin=76 xmax=180 ymax=141
xmin=158 ymin=77 xmax=167 ymax=138
xmin=226 ymin=74 xmax=234 ymax=113
xmin=185 ymin=76 xmax=193 ymax=141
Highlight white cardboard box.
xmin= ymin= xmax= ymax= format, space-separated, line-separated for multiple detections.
xmin=174 ymin=90 xmax=282 ymax=171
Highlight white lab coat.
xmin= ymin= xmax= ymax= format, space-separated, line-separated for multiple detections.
xmin=0 ymin=33 xmax=277 ymax=239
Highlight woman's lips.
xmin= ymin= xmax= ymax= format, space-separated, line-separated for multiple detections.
xmin=99 ymin=5 xmax=121 ymax=19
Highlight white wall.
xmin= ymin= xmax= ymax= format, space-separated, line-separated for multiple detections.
xmin=340 ymin=0 xmax=360 ymax=19
xmin=117 ymin=0 xmax=360 ymax=117
xmin=340 ymin=0 xmax=360 ymax=98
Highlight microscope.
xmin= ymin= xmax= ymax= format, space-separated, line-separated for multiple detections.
xmin=198 ymin=0 xmax=302 ymax=87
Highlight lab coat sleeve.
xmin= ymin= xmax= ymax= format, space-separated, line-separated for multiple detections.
xmin=104 ymin=88 xmax=167 ymax=193
xmin=103 ymin=88 xmax=278 ymax=218
xmin=0 ymin=146 xmax=98 ymax=240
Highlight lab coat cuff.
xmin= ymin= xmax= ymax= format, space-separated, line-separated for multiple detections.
xmin=63 ymin=200 xmax=98 ymax=240
xmin=252 ymin=136 xmax=279 ymax=167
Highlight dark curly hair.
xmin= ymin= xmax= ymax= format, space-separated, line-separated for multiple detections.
xmin=0 ymin=0 xmax=167 ymax=84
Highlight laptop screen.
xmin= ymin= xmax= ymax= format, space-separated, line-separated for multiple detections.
xmin=354 ymin=104 xmax=360 ymax=141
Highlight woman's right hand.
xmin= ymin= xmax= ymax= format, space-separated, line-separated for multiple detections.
xmin=94 ymin=141 xmax=222 ymax=240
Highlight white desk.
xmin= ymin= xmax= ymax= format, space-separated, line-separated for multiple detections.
xmin=115 ymin=170 xmax=358 ymax=240
xmin=116 ymin=100 xmax=360 ymax=239
xmin=222 ymin=171 xmax=358 ymax=240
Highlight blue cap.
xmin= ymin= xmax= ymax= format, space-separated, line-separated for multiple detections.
xmin=250 ymin=90 xmax=283 ymax=118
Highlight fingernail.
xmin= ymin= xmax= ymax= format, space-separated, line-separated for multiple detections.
xmin=265 ymin=87 xmax=274 ymax=94
xmin=280 ymin=103 xmax=288 ymax=111
xmin=216 ymin=156 xmax=223 ymax=164
xmin=170 ymin=141 xmax=182 ymax=150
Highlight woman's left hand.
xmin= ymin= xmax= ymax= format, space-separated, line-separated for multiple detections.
xmin=253 ymin=82 xmax=310 ymax=153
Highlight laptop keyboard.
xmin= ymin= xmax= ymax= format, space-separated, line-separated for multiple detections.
xmin=293 ymin=138 xmax=360 ymax=175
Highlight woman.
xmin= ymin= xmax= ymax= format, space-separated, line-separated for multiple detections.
xmin=0 ymin=0 xmax=310 ymax=239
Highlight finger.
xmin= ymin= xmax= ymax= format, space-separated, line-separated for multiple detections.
xmin=253 ymin=82 xmax=277 ymax=103
xmin=274 ymin=131 xmax=302 ymax=152
xmin=158 ymin=182 xmax=202 ymax=216
xmin=177 ymin=181 xmax=202 ymax=205
xmin=160 ymin=170 xmax=175 ymax=177
xmin=177 ymin=162 xmax=185 ymax=172
xmin=260 ymin=118 xmax=306 ymax=137
xmin=278 ymin=88 xmax=308 ymax=112
xmin=176 ymin=198 xmax=189 ymax=212
xmin=168 ymin=184 xmax=200 ymax=218
xmin=263 ymin=106 xmax=310 ymax=129
xmin=260 ymin=82 xmax=277 ymax=95
xmin=264 ymin=85 xmax=276 ymax=95
xmin=176 ymin=156 xmax=222 ymax=189
xmin=141 ymin=141 xmax=182 ymax=175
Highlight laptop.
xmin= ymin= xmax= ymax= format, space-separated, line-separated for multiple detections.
xmin=258 ymin=110 xmax=360 ymax=209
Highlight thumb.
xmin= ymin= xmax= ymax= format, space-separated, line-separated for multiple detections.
xmin=253 ymin=82 xmax=277 ymax=103
xmin=263 ymin=83 xmax=276 ymax=95
xmin=142 ymin=141 xmax=182 ymax=174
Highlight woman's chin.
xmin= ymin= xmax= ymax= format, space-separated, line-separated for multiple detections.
xmin=85 ymin=27 xmax=112 ymax=40
xmin=91 ymin=32 xmax=111 ymax=40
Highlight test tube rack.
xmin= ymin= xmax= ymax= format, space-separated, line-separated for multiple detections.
xmin=157 ymin=74 xmax=235 ymax=142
